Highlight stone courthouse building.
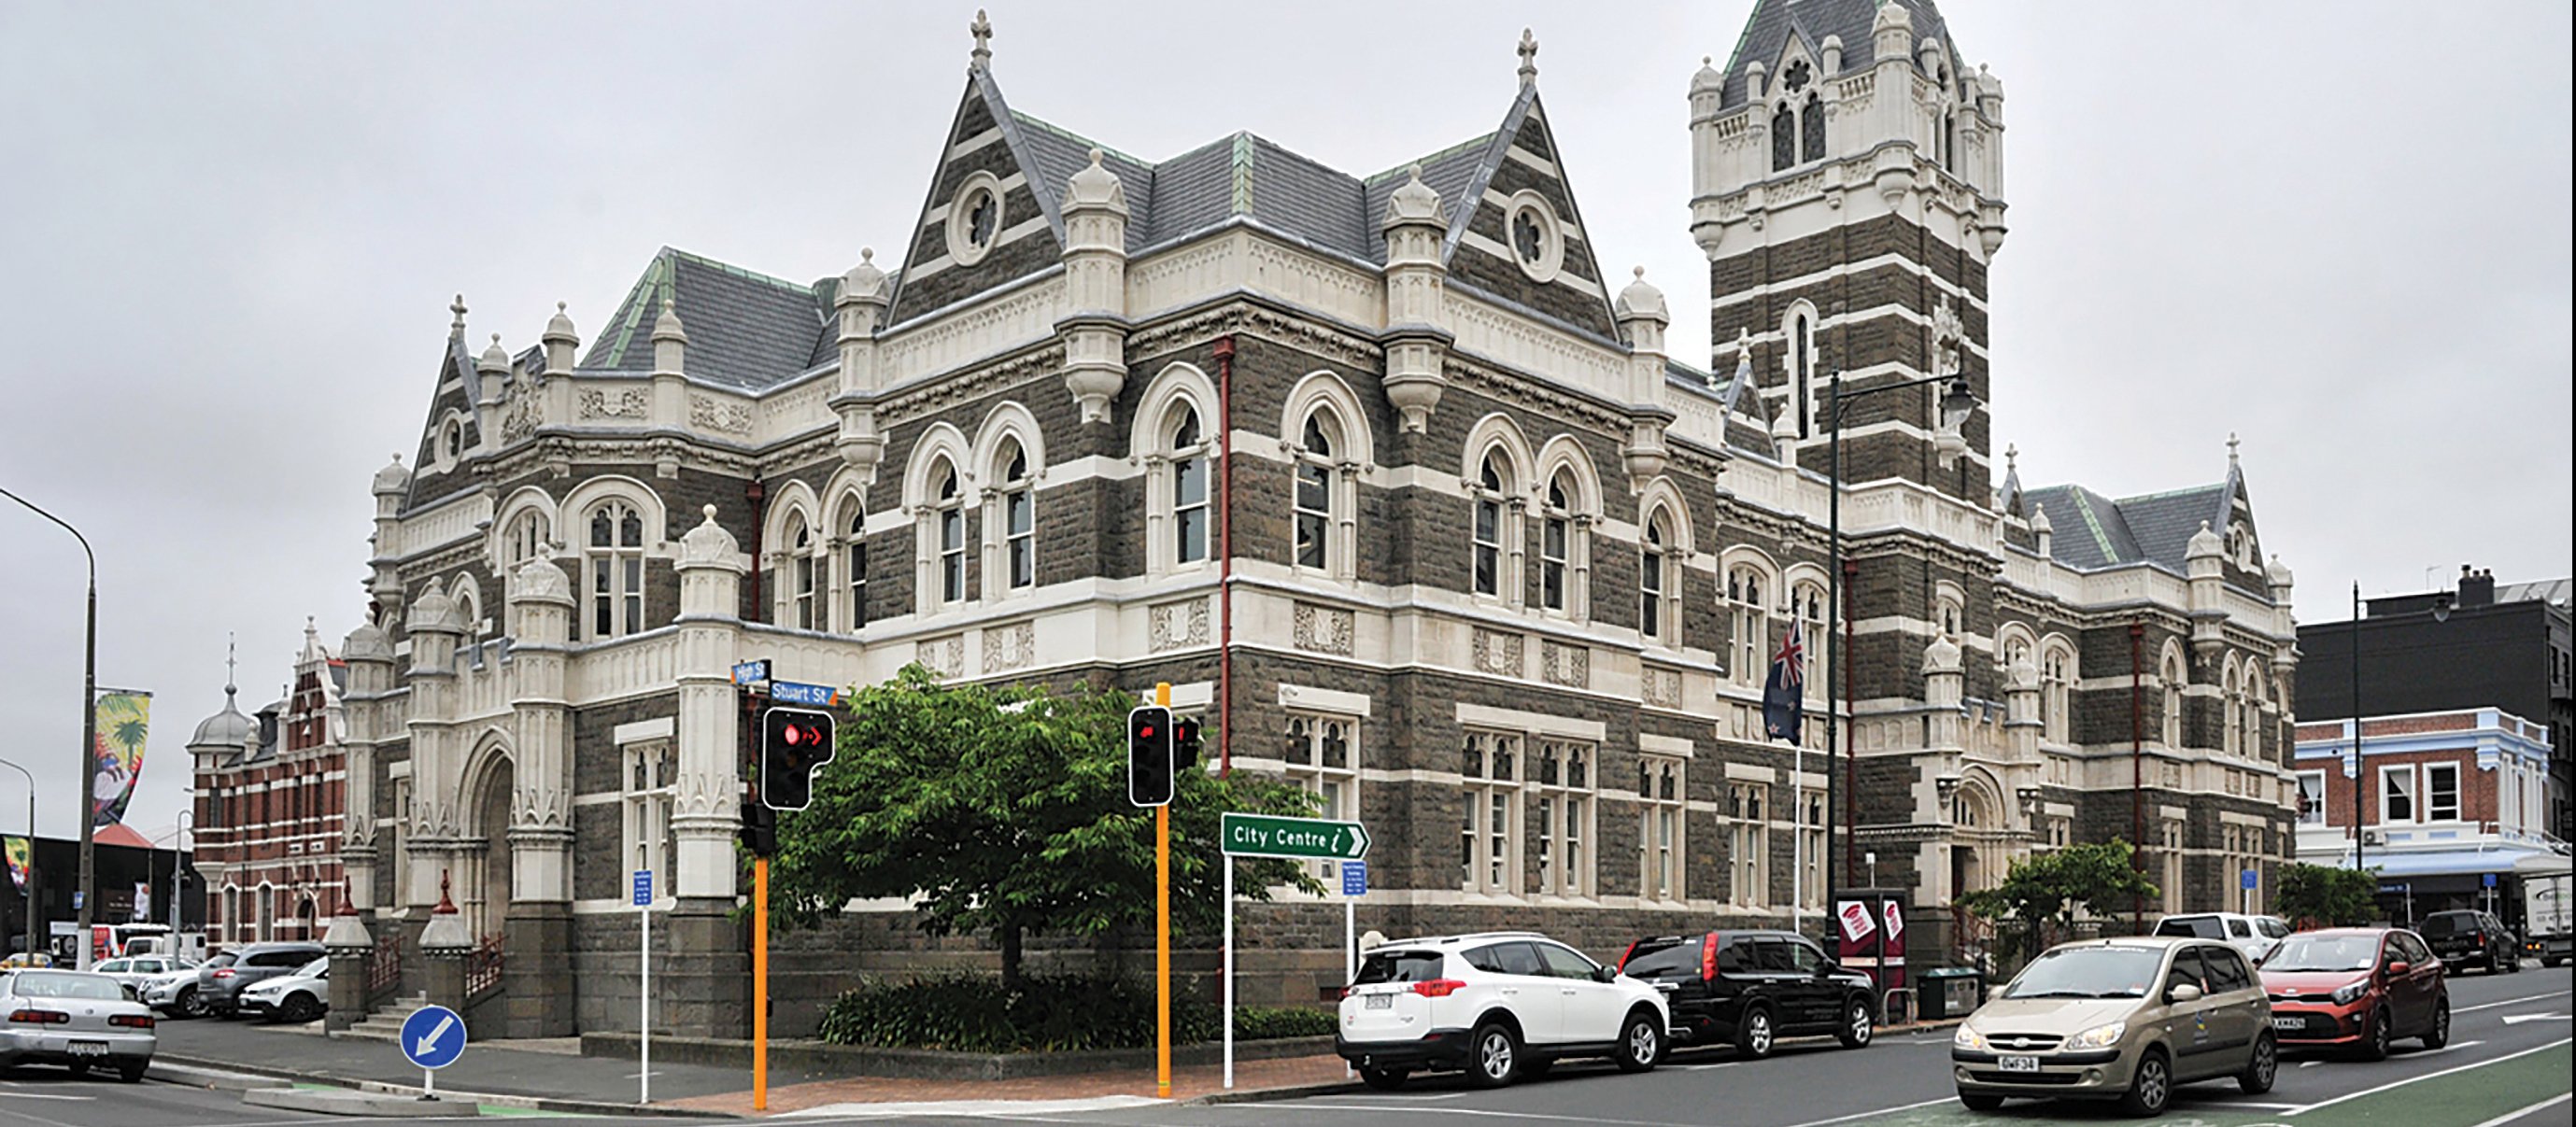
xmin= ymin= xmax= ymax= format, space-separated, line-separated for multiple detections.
xmin=287 ymin=1 xmax=2302 ymax=1038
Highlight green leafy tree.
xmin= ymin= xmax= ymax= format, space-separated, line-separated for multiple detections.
xmin=2275 ymin=863 xmax=2380 ymax=927
xmin=1959 ymin=840 xmax=2162 ymax=958
xmin=768 ymin=665 xmax=1320 ymax=989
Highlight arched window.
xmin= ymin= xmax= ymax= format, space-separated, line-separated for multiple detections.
xmin=586 ymin=500 xmax=646 ymax=638
xmin=1771 ymin=103 xmax=1797 ymax=172
xmin=932 ymin=459 xmax=966 ymax=605
xmin=2161 ymin=651 xmax=2184 ymax=747
xmin=2041 ymin=644 xmax=2074 ymax=743
xmin=504 ymin=508 xmax=548 ymax=569
xmin=1942 ymin=110 xmax=1958 ymax=172
xmin=992 ymin=443 xmax=1035 ymax=593
xmin=1539 ymin=470 xmax=1576 ymax=613
xmin=2222 ymin=660 xmax=2243 ymax=756
xmin=786 ymin=514 xmax=818 ymax=630
xmin=1727 ymin=564 xmax=1771 ymax=685
xmin=2243 ymin=668 xmax=2266 ymax=758
xmin=1640 ymin=512 xmax=1673 ymax=644
xmin=842 ymin=502 xmax=868 ymax=631
xmin=1800 ymin=92 xmax=1826 ymax=162
xmin=1294 ymin=414 xmax=1338 ymax=571
xmin=1471 ymin=450 xmax=1512 ymax=599
xmin=1794 ymin=581 xmax=1829 ymax=702
xmin=1169 ymin=405 xmax=1210 ymax=565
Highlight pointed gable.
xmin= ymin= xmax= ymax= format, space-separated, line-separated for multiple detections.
xmin=1437 ymin=92 xmax=1621 ymax=342
xmin=884 ymin=73 xmax=1069 ymax=324
xmin=1717 ymin=0 xmax=1965 ymax=111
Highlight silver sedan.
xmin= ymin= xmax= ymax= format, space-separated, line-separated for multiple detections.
xmin=0 ymin=970 xmax=156 ymax=1081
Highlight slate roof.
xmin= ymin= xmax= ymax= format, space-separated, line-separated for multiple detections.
xmin=581 ymin=247 xmax=833 ymax=392
xmin=2019 ymin=480 xmax=2235 ymax=574
xmin=1716 ymin=0 xmax=1961 ymax=111
xmin=2497 ymin=578 xmax=2573 ymax=608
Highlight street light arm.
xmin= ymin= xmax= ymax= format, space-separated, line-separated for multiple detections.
xmin=0 ymin=486 xmax=97 ymax=583
xmin=1828 ymin=371 xmax=1963 ymax=403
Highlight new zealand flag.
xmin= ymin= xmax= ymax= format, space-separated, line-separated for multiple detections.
xmin=1762 ymin=620 xmax=1805 ymax=742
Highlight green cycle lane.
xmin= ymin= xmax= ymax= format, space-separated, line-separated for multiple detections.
xmin=1834 ymin=1039 xmax=2571 ymax=1127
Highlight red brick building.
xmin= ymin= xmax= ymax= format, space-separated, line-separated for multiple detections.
xmin=2294 ymin=707 xmax=2560 ymax=923
xmin=185 ymin=624 xmax=349 ymax=946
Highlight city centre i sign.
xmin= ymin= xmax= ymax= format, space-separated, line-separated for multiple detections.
xmin=1221 ymin=812 xmax=1369 ymax=860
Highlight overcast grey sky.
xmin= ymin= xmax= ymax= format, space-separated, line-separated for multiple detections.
xmin=3 ymin=2 xmax=2568 ymax=846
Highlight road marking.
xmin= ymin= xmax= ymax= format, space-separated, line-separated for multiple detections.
xmin=2396 ymin=1038 xmax=2485 ymax=1062
xmin=0 ymin=1092 xmax=93 ymax=1102
xmin=2498 ymin=1012 xmax=2568 ymax=1025
xmin=2468 ymin=1092 xmax=2574 ymax=1127
xmin=2455 ymin=989 xmax=2569 ymax=1014
xmin=1252 ymin=1106 xmax=1694 ymax=1126
xmin=1781 ymin=1096 xmax=1959 ymax=1127
xmin=2282 ymin=1035 xmax=2572 ymax=1116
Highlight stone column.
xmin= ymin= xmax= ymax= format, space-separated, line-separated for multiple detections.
xmin=1056 ymin=148 xmax=1131 ymax=424
xmin=339 ymin=623 xmax=394 ymax=917
xmin=665 ymin=505 xmax=750 ymax=1036
xmin=404 ymin=591 xmax=468 ymax=917
xmin=418 ymin=874 xmax=474 ymax=1024
xmin=323 ymin=903 xmax=373 ymax=1032
xmin=501 ymin=548 xmax=578 ymax=1036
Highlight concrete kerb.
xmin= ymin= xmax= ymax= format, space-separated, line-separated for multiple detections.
xmin=151 ymin=1050 xmax=743 ymax=1120
xmin=243 ymin=1087 xmax=482 ymax=1119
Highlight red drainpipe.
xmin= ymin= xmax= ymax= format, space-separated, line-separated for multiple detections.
xmin=746 ymin=481 xmax=767 ymax=621
xmin=1213 ymin=335 xmax=1237 ymax=778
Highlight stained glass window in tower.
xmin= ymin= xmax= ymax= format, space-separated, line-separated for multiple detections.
xmin=1772 ymin=104 xmax=1797 ymax=172
xmin=1802 ymin=93 xmax=1826 ymax=163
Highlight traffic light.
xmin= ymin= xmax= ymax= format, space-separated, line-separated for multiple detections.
xmin=1127 ymin=704 xmax=1173 ymax=808
xmin=739 ymin=798 xmax=776 ymax=857
xmin=760 ymin=706 xmax=838 ymax=811
xmin=1174 ymin=715 xmax=1205 ymax=772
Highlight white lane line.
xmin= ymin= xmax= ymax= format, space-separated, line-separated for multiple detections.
xmin=1246 ymin=1106 xmax=1693 ymax=1126
xmin=2456 ymin=989 xmax=2570 ymax=1014
xmin=1781 ymin=1096 xmax=1959 ymax=1127
xmin=2396 ymin=1038 xmax=2485 ymax=1062
xmin=0 ymin=1092 xmax=93 ymax=1102
xmin=2469 ymin=1092 xmax=2574 ymax=1127
xmin=2282 ymin=1035 xmax=2573 ymax=1116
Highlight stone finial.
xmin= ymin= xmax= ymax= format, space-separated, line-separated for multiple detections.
xmin=1874 ymin=0 xmax=1911 ymax=34
xmin=2029 ymin=501 xmax=2052 ymax=535
xmin=1769 ymin=398 xmax=1799 ymax=442
xmin=1384 ymin=164 xmax=1444 ymax=227
xmin=2187 ymin=519 xmax=2224 ymax=559
xmin=343 ymin=621 xmax=391 ymax=662
xmin=545 ymin=301 xmax=578 ymax=345
xmin=1066 ymin=148 xmax=1128 ymax=214
xmin=372 ymin=454 xmax=411 ymax=496
xmin=652 ymin=298 xmax=688 ymax=345
xmin=448 ymin=294 xmax=467 ymax=336
xmin=477 ymin=332 xmax=511 ymax=375
xmin=1924 ymin=633 xmax=1962 ymax=674
xmin=969 ymin=8 xmax=992 ymax=71
xmin=408 ymin=587 xmax=463 ymax=634
xmin=1517 ymin=28 xmax=1538 ymax=87
xmin=1724 ymin=326 xmax=1753 ymax=390
xmin=2228 ymin=431 xmax=2241 ymax=467
xmin=2007 ymin=652 xmax=2039 ymax=692
xmin=679 ymin=502 xmax=743 ymax=567
xmin=2266 ymin=553 xmax=2295 ymax=589
xmin=2004 ymin=442 xmax=2017 ymax=475
xmin=510 ymin=542 xmax=572 ymax=603
xmin=1614 ymin=266 xmax=1668 ymax=325
xmin=1691 ymin=55 xmax=1722 ymax=95
xmin=842 ymin=247 xmax=891 ymax=305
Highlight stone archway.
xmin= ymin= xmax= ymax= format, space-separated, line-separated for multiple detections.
xmin=462 ymin=751 xmax=515 ymax=940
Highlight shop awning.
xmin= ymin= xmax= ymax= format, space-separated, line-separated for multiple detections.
xmin=2363 ymin=849 xmax=2548 ymax=878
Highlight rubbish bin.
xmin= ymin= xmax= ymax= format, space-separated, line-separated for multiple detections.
xmin=1918 ymin=966 xmax=1985 ymax=1021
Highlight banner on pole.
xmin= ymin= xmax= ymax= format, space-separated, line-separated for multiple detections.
xmin=91 ymin=691 xmax=152 ymax=828
xmin=3 ymin=837 xmax=27 ymax=892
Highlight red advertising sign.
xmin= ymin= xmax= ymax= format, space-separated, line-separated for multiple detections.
xmin=1834 ymin=892 xmax=1908 ymax=993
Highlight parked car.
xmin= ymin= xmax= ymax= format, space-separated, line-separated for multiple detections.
xmin=139 ymin=965 xmax=208 ymax=1018
xmin=1616 ymin=929 xmax=1877 ymax=1059
xmin=2152 ymin=912 xmax=2292 ymax=966
xmin=2258 ymin=927 xmax=2447 ymax=1060
xmin=236 ymin=957 xmax=329 ymax=1024
xmin=1952 ymin=937 xmax=2274 ymax=1116
xmin=1337 ymin=932 xmax=1670 ymax=1090
xmin=1 ymin=952 xmax=54 ymax=969
xmin=195 ymin=942 xmax=325 ymax=1019
xmin=93 ymin=955 xmax=196 ymax=996
xmin=2417 ymin=910 xmax=2522 ymax=975
xmin=0 ymin=969 xmax=156 ymax=1082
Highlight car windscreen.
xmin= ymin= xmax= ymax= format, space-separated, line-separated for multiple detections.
xmin=1622 ymin=938 xmax=1700 ymax=979
xmin=205 ymin=952 xmax=238 ymax=968
xmin=9 ymin=972 xmax=126 ymax=1001
xmin=2153 ymin=918 xmax=2225 ymax=939
xmin=299 ymin=957 xmax=329 ymax=977
xmin=2003 ymin=947 xmax=2164 ymax=999
xmin=2418 ymin=914 xmax=2470 ymax=937
xmin=2263 ymin=935 xmax=2376 ymax=973
xmin=1352 ymin=951 xmax=1445 ymax=985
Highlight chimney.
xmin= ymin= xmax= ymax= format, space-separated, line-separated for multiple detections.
xmin=2460 ymin=566 xmax=2496 ymax=608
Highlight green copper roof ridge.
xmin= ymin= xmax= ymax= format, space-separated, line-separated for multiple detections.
xmin=1364 ymin=132 xmax=1501 ymax=183
xmin=1229 ymin=133 xmax=1256 ymax=215
xmin=2067 ymin=490 xmax=2124 ymax=564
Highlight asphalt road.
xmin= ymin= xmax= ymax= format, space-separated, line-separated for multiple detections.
xmin=20 ymin=963 xmax=2572 ymax=1127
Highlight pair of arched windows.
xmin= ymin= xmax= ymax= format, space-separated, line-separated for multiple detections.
xmin=1468 ymin=442 xmax=1592 ymax=617
xmin=914 ymin=437 xmax=1038 ymax=613
xmin=587 ymin=501 xmax=646 ymax=639
xmin=776 ymin=503 xmax=869 ymax=632
xmin=1769 ymin=93 xmax=1827 ymax=173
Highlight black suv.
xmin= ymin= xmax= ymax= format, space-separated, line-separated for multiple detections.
xmin=2418 ymin=910 xmax=2521 ymax=975
xmin=1618 ymin=930 xmax=1877 ymax=1060
xmin=198 ymin=941 xmax=327 ymax=1018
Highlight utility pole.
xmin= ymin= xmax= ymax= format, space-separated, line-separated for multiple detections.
xmin=1 ymin=487 xmax=99 ymax=966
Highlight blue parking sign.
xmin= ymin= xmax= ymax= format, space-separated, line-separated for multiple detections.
xmin=633 ymin=869 xmax=654 ymax=907
xmin=2241 ymin=868 xmax=2258 ymax=891
xmin=1341 ymin=860 xmax=1367 ymax=896
xmin=2484 ymin=872 xmax=2498 ymax=889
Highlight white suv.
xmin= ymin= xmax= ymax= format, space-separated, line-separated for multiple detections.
xmin=1336 ymin=932 xmax=1670 ymax=1090
xmin=2153 ymin=912 xmax=2292 ymax=966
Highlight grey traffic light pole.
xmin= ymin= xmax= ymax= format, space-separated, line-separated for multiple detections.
xmin=1 ymin=486 xmax=98 ymax=966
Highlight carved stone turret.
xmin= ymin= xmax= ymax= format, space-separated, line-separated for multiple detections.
xmin=1616 ymin=268 xmax=1676 ymax=490
xmin=1380 ymin=165 xmax=1452 ymax=434
xmin=1058 ymin=149 xmax=1132 ymax=424
xmin=833 ymin=248 xmax=893 ymax=480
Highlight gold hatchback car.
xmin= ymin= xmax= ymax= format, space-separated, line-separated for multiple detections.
xmin=1953 ymin=937 xmax=2275 ymax=1116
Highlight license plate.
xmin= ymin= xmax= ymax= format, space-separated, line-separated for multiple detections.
xmin=1365 ymin=993 xmax=1392 ymax=1009
xmin=65 ymin=1041 xmax=109 ymax=1058
xmin=1998 ymin=1054 xmax=2039 ymax=1073
xmin=2272 ymin=1016 xmax=2304 ymax=1031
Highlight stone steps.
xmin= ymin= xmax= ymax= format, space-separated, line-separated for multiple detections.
xmin=337 ymin=993 xmax=431 ymax=1042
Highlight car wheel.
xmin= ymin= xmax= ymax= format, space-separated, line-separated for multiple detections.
xmin=1358 ymin=1066 xmax=1408 ymax=1092
xmin=282 ymin=993 xmax=322 ymax=1024
xmin=1467 ymin=1020 xmax=1521 ymax=1089
xmin=117 ymin=1060 xmax=147 ymax=1084
xmin=1735 ymin=1006 xmax=1776 ymax=1060
xmin=2118 ymin=1047 xmax=2172 ymax=1117
xmin=2508 ymin=951 xmax=2523 ymax=974
xmin=2238 ymin=1032 xmax=2277 ymax=1094
xmin=2486 ymin=950 xmax=2500 ymax=975
xmin=175 ymin=986 xmax=205 ymax=1019
xmin=1615 ymin=1009 xmax=1663 ymax=1073
xmin=1958 ymin=1091 xmax=2006 ymax=1111
xmin=2357 ymin=1007 xmax=2391 ymax=1062
xmin=2422 ymin=997 xmax=2451 ymax=1050
xmin=1837 ymin=995 xmax=1875 ymax=1050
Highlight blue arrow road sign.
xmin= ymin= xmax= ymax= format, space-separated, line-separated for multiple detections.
xmin=771 ymin=680 xmax=840 ymax=707
xmin=2242 ymin=868 xmax=2258 ymax=891
xmin=633 ymin=870 xmax=654 ymax=907
xmin=1342 ymin=861 xmax=1368 ymax=897
xmin=401 ymin=1004 xmax=468 ymax=1070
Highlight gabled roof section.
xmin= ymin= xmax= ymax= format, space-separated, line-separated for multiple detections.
xmin=1434 ymin=91 xmax=1621 ymax=340
xmin=882 ymin=72 xmax=1073 ymax=325
xmin=2019 ymin=479 xmax=2243 ymax=574
xmin=581 ymin=247 xmax=830 ymax=392
xmin=1717 ymin=0 xmax=1962 ymax=111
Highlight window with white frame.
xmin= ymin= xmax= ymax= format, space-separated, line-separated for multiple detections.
xmin=786 ymin=514 xmax=820 ymax=629
xmin=2221 ymin=664 xmax=2243 ymax=755
xmin=2243 ymin=669 xmax=2266 ymax=758
xmin=1800 ymin=789 xmax=1824 ymax=909
xmin=1471 ymin=450 xmax=1513 ymax=599
xmin=1637 ymin=755 xmax=1684 ymax=902
xmin=1539 ymin=470 xmax=1576 ymax=613
xmin=2297 ymin=770 xmax=2326 ymax=825
xmin=585 ymin=500 xmax=647 ymax=638
xmin=994 ymin=443 xmax=1035 ymax=592
xmin=1294 ymin=413 xmax=1338 ymax=571
xmin=2381 ymin=765 xmax=2415 ymax=823
xmin=1794 ymin=582 xmax=1828 ymax=701
xmin=2161 ymin=652 xmax=2184 ymax=747
xmin=504 ymin=508 xmax=548 ymax=569
xmin=2159 ymin=820 xmax=2184 ymax=913
xmin=1727 ymin=565 xmax=1770 ymax=685
xmin=2041 ymin=645 xmax=2073 ymax=743
xmin=1936 ymin=586 xmax=1962 ymax=641
xmin=931 ymin=460 xmax=966 ymax=604
xmin=842 ymin=506 xmax=868 ymax=630
xmin=1640 ymin=512 xmax=1674 ymax=644
xmin=2426 ymin=762 xmax=2460 ymax=822
xmin=1168 ymin=405 xmax=1210 ymax=566
xmin=624 ymin=740 xmax=677 ymax=888
xmin=1533 ymin=740 xmax=1593 ymax=896
xmin=1460 ymin=731 xmax=1520 ymax=895
xmin=1729 ymin=782 xmax=1768 ymax=909
xmin=1285 ymin=714 xmax=1357 ymax=880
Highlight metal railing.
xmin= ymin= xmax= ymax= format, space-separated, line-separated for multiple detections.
xmin=465 ymin=934 xmax=505 ymax=1000
xmin=367 ymin=932 xmax=403 ymax=1001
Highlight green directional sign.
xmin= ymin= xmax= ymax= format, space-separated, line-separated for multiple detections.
xmin=1221 ymin=812 xmax=1370 ymax=861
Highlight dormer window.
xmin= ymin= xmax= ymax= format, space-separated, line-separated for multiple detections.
xmin=1782 ymin=59 xmax=1811 ymax=92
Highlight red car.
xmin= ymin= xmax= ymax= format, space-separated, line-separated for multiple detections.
xmin=2258 ymin=927 xmax=2449 ymax=1060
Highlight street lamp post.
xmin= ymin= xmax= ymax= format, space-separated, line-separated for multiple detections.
xmin=0 ymin=757 xmax=36 ymax=962
xmin=0 ymin=487 xmax=98 ymax=968
xmin=1822 ymin=370 xmax=1980 ymax=911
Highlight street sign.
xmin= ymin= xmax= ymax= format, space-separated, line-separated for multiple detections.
xmin=732 ymin=659 xmax=771 ymax=686
xmin=2484 ymin=872 xmax=2498 ymax=889
xmin=771 ymin=679 xmax=839 ymax=707
xmin=1340 ymin=861 xmax=1367 ymax=896
xmin=632 ymin=869 xmax=654 ymax=908
xmin=1221 ymin=812 xmax=1369 ymax=860
xmin=400 ymin=1004 xmax=468 ymax=1071
xmin=2242 ymin=868 xmax=2258 ymax=891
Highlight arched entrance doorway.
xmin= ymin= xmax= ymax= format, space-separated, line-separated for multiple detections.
xmin=461 ymin=749 xmax=515 ymax=941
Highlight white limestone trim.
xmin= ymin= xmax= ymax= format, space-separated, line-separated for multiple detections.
xmin=1454 ymin=702 xmax=1605 ymax=742
xmin=613 ymin=716 xmax=676 ymax=744
xmin=1456 ymin=229 xmax=1606 ymax=302
xmin=947 ymin=125 xmax=1005 ymax=160
xmin=2158 ymin=804 xmax=2188 ymax=821
xmin=1724 ymin=762 xmax=1777 ymax=782
xmin=571 ymin=792 xmax=622 ymax=808
xmin=1638 ymin=733 xmax=1696 ymax=758
xmin=1502 ymin=145 xmax=1560 ymax=178
xmin=388 ymin=759 xmax=412 ymax=780
xmin=904 ymin=213 xmax=1050 ymax=284
xmin=1279 ymin=683 xmax=1372 ymax=718
xmin=1711 ymin=253 xmax=1991 ymax=315
xmin=1479 ymin=186 xmax=1584 ymax=243
xmin=1133 ymin=681 xmax=1214 ymax=711
xmin=2218 ymin=810 xmax=2271 ymax=827
xmin=2044 ymin=801 xmax=2076 ymax=817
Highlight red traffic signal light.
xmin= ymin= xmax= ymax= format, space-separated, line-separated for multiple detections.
xmin=761 ymin=706 xmax=838 ymax=811
xmin=1128 ymin=705 xmax=1174 ymax=808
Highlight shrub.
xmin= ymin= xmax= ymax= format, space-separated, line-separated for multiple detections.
xmin=1233 ymin=1005 xmax=1336 ymax=1040
xmin=817 ymin=973 xmax=1334 ymax=1052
